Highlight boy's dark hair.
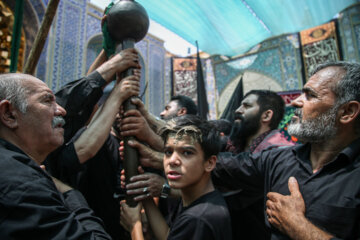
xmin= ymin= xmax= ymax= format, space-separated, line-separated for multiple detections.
xmin=171 ymin=95 xmax=198 ymax=115
xmin=159 ymin=115 xmax=221 ymax=160
xmin=209 ymin=119 xmax=232 ymax=136
xmin=244 ymin=90 xmax=285 ymax=129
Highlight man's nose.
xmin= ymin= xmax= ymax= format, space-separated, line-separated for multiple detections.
xmin=291 ymin=94 xmax=303 ymax=108
xmin=55 ymin=103 xmax=67 ymax=116
xmin=235 ymin=105 xmax=243 ymax=114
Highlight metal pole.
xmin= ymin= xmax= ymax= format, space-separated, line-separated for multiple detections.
xmin=122 ymin=38 xmax=139 ymax=207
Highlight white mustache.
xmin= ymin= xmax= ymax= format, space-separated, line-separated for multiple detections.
xmin=52 ymin=116 xmax=65 ymax=128
xmin=294 ymin=109 xmax=302 ymax=119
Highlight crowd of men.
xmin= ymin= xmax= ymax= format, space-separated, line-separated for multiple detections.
xmin=0 ymin=27 xmax=360 ymax=240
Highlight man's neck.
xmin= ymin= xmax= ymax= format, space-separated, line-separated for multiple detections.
xmin=310 ymin=133 xmax=359 ymax=172
xmin=244 ymin=126 xmax=271 ymax=151
xmin=0 ymin=132 xmax=45 ymax=165
xmin=181 ymin=176 xmax=214 ymax=207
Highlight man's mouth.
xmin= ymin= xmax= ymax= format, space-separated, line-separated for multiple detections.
xmin=290 ymin=109 xmax=302 ymax=124
xmin=234 ymin=114 xmax=244 ymax=122
xmin=52 ymin=116 xmax=66 ymax=128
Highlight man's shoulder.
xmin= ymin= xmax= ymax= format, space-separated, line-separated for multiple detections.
xmin=0 ymin=146 xmax=53 ymax=200
xmin=253 ymin=129 xmax=296 ymax=153
xmin=172 ymin=191 xmax=232 ymax=239
xmin=182 ymin=191 xmax=230 ymax=221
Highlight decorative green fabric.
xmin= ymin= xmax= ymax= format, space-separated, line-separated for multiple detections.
xmin=10 ymin=0 xmax=24 ymax=72
xmin=279 ymin=106 xmax=300 ymax=144
xmin=102 ymin=2 xmax=116 ymax=57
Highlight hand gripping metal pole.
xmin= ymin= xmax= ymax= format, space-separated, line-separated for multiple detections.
xmin=106 ymin=0 xmax=149 ymax=207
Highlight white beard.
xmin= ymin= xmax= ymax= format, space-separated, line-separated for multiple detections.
xmin=288 ymin=107 xmax=338 ymax=143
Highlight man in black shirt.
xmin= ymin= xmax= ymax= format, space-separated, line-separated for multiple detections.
xmin=212 ymin=61 xmax=360 ymax=239
xmin=0 ymin=73 xmax=111 ymax=239
xmin=46 ymin=48 xmax=141 ymax=240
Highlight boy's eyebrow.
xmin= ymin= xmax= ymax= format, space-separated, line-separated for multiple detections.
xmin=181 ymin=145 xmax=197 ymax=151
xmin=163 ymin=144 xmax=197 ymax=151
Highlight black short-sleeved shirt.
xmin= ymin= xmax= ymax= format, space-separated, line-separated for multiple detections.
xmin=48 ymin=127 xmax=128 ymax=240
xmin=212 ymin=138 xmax=360 ymax=239
xmin=167 ymin=190 xmax=232 ymax=240
xmin=55 ymin=71 xmax=107 ymax=143
xmin=0 ymin=139 xmax=111 ymax=239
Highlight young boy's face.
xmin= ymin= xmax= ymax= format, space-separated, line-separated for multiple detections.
xmin=163 ymin=134 xmax=208 ymax=190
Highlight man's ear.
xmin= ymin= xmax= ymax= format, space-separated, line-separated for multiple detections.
xmin=204 ymin=155 xmax=217 ymax=172
xmin=338 ymin=101 xmax=360 ymax=124
xmin=261 ymin=109 xmax=273 ymax=124
xmin=0 ymin=100 xmax=19 ymax=129
xmin=177 ymin=107 xmax=187 ymax=116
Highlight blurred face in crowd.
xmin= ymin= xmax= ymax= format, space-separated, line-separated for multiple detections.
xmin=288 ymin=66 xmax=342 ymax=142
xmin=160 ymin=100 xmax=181 ymax=120
xmin=230 ymin=94 xmax=262 ymax=146
xmin=17 ymin=76 xmax=66 ymax=158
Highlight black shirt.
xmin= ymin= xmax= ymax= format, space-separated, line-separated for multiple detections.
xmin=212 ymin=138 xmax=360 ymax=239
xmin=47 ymin=128 xmax=128 ymax=240
xmin=46 ymin=72 xmax=129 ymax=239
xmin=167 ymin=190 xmax=232 ymax=240
xmin=0 ymin=139 xmax=111 ymax=239
xmin=72 ymin=128 xmax=128 ymax=240
xmin=55 ymin=71 xmax=107 ymax=143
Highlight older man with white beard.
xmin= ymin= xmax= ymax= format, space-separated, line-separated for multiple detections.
xmin=0 ymin=73 xmax=111 ymax=239
xmin=212 ymin=61 xmax=360 ymax=240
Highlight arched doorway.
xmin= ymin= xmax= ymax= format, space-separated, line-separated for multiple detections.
xmin=85 ymin=34 xmax=148 ymax=104
xmin=217 ymin=70 xmax=283 ymax=117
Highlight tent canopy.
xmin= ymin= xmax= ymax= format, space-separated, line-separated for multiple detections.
xmin=136 ymin=0 xmax=357 ymax=56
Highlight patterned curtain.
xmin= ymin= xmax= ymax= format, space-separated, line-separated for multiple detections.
xmin=278 ymin=90 xmax=302 ymax=144
xmin=300 ymin=21 xmax=340 ymax=81
xmin=172 ymin=57 xmax=198 ymax=104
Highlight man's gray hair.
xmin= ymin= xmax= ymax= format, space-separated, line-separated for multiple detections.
xmin=0 ymin=73 xmax=28 ymax=113
xmin=311 ymin=61 xmax=360 ymax=134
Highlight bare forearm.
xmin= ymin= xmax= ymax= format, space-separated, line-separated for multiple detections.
xmin=131 ymin=221 xmax=144 ymax=240
xmin=87 ymin=49 xmax=107 ymax=77
xmin=74 ymin=85 xmax=124 ymax=163
xmin=146 ymin=150 xmax=164 ymax=170
xmin=144 ymin=112 xmax=166 ymax=133
xmin=147 ymin=131 xmax=164 ymax=152
xmin=143 ymin=199 xmax=169 ymax=240
xmin=285 ymin=217 xmax=333 ymax=240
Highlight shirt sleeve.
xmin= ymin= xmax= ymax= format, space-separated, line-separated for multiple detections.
xmin=0 ymin=176 xmax=111 ymax=240
xmin=212 ymin=151 xmax=265 ymax=195
xmin=168 ymin=214 xmax=215 ymax=240
xmin=55 ymin=71 xmax=107 ymax=142
xmin=45 ymin=140 xmax=82 ymax=181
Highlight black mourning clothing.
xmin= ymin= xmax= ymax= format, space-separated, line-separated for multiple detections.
xmin=212 ymin=138 xmax=360 ymax=239
xmin=167 ymin=190 xmax=232 ymax=240
xmin=0 ymin=139 xmax=111 ymax=239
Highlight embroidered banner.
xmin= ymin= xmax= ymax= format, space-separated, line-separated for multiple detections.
xmin=172 ymin=57 xmax=198 ymax=104
xmin=300 ymin=21 xmax=340 ymax=80
xmin=278 ymin=90 xmax=301 ymax=106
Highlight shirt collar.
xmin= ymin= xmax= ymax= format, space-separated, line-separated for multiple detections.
xmin=249 ymin=130 xmax=272 ymax=153
xmin=0 ymin=138 xmax=41 ymax=169
xmin=0 ymin=138 xmax=26 ymax=155
xmin=338 ymin=137 xmax=360 ymax=162
xmin=292 ymin=137 xmax=360 ymax=171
